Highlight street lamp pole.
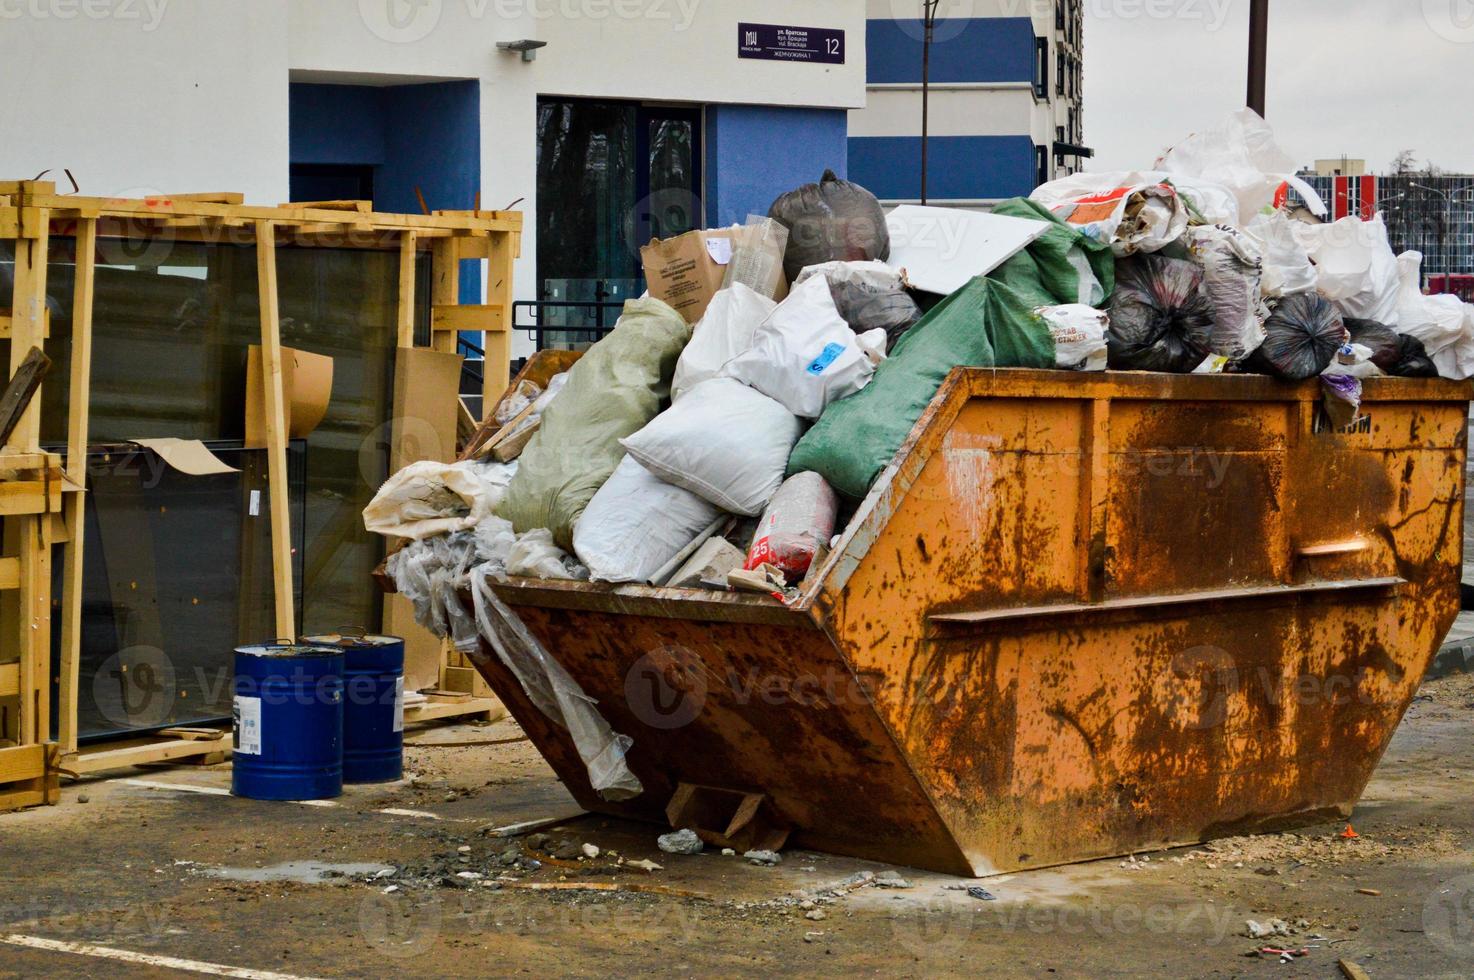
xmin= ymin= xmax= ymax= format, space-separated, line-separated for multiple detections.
xmin=920 ymin=1 xmax=940 ymax=206
xmin=1247 ymin=0 xmax=1269 ymax=116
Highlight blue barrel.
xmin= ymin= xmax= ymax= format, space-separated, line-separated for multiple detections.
xmin=232 ymin=643 xmax=344 ymax=801
xmin=301 ymin=633 xmax=405 ymax=784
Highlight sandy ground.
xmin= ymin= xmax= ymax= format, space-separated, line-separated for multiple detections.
xmin=0 ymin=674 xmax=1471 ymax=979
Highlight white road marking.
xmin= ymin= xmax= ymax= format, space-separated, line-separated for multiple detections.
xmin=0 ymin=934 xmax=324 ymax=980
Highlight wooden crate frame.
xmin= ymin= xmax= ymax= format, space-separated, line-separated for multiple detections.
xmin=0 ymin=181 xmax=517 ymax=797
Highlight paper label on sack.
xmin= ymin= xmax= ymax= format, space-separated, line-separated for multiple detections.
xmin=393 ymin=676 xmax=405 ymax=733
xmin=233 ymin=695 xmax=262 ymax=755
xmin=704 ymin=237 xmax=733 ymax=266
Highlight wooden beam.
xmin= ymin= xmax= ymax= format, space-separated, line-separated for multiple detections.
xmin=0 ymin=347 xmax=52 ymax=448
xmin=7 ymin=208 xmax=49 ymax=449
xmin=58 ymin=217 xmax=96 ymax=755
xmin=431 ymin=304 xmax=503 ymax=335
xmin=255 ymin=220 xmax=296 ymax=638
xmin=429 ymin=238 xmax=460 ymax=353
xmin=157 ymin=192 xmax=244 ymax=204
xmin=483 ymin=231 xmax=516 ymax=409
xmin=0 ymin=308 xmax=51 ymax=338
xmin=397 ymin=231 xmax=418 ymax=348
xmin=0 ymin=660 xmax=16 ymax=697
xmin=0 ymin=743 xmax=47 ymax=783
xmin=73 ymin=730 xmax=231 ymax=774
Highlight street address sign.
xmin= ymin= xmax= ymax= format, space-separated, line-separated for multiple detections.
xmin=738 ymin=23 xmax=845 ymax=65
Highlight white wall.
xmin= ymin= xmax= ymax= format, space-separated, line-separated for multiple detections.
xmin=0 ymin=0 xmax=291 ymax=201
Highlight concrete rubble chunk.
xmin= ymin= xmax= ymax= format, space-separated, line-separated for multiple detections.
xmin=745 ymin=849 xmax=782 ymax=867
xmin=657 ymin=829 xmax=704 ymax=855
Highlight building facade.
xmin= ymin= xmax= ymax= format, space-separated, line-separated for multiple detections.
xmin=0 ymin=0 xmax=866 ymax=355
xmin=847 ymin=0 xmax=1088 ymax=207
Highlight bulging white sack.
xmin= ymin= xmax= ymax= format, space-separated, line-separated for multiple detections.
xmin=1293 ymin=215 xmax=1400 ymax=325
xmin=671 ymin=284 xmax=777 ymax=402
xmin=721 ymin=275 xmax=886 ymax=419
xmin=619 ymin=377 xmax=801 ymax=516
xmin=1242 ymin=212 xmax=1317 ymax=299
xmin=363 ymin=459 xmax=517 ymax=540
xmin=573 ymin=456 xmax=723 ymax=584
xmin=1432 ymin=304 xmax=1474 ymax=380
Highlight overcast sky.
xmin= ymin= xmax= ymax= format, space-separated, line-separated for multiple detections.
xmin=1085 ymin=1 xmax=1474 ymax=174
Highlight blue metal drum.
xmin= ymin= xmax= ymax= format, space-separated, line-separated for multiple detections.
xmin=301 ymin=633 xmax=405 ymax=784
xmin=231 ymin=643 xmax=344 ymax=801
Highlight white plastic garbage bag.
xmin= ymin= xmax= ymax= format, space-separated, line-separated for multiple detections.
xmin=574 ymin=456 xmax=723 ymax=584
xmin=721 ymin=275 xmax=887 ymax=419
xmin=1032 ymin=304 xmax=1108 ymax=371
xmin=470 ymin=569 xmax=642 ymax=801
xmin=1321 ymin=343 xmax=1384 ymax=379
xmin=671 ymin=284 xmax=777 ymax=402
xmin=1432 ymin=304 xmax=1474 ymax=380
xmin=1394 ymin=251 xmax=1466 ymax=356
xmin=620 ymin=377 xmax=802 ymax=516
xmin=1155 ymin=108 xmax=1327 ymax=220
xmin=1292 ymin=215 xmax=1400 ymax=325
xmin=1242 ymin=212 xmax=1317 ymax=299
xmin=1185 ymin=224 xmax=1269 ymax=360
xmin=363 ymin=459 xmax=518 ymax=540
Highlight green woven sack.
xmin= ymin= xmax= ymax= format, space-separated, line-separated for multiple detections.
xmin=497 ymin=298 xmax=691 ymax=550
xmin=785 ymin=199 xmax=1116 ymax=500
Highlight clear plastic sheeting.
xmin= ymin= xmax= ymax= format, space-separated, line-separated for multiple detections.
xmin=471 ymin=569 xmax=643 ymax=801
xmin=505 ymin=528 xmax=589 ymax=581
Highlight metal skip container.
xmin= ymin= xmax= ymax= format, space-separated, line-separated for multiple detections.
xmin=464 ymin=369 xmax=1473 ymax=876
xmin=232 ymin=643 xmax=345 ymax=801
xmin=302 ymin=633 xmax=406 ymax=783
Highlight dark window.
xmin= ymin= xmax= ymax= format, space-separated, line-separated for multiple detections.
xmin=288 ymin=163 xmax=374 ymax=204
xmin=1035 ymin=145 xmax=1051 ymax=187
xmin=1034 ymin=38 xmax=1050 ymax=100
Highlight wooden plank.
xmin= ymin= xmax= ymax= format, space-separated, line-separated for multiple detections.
xmin=429 ymin=239 xmax=460 ymax=353
xmin=397 ymin=231 xmax=418 ymax=348
xmin=159 ymin=192 xmax=244 ymax=204
xmin=483 ymin=230 xmax=516 ymax=409
xmin=0 ymin=347 xmax=53 ymax=448
xmin=402 ymin=695 xmax=504 ymax=725
xmin=255 ymin=220 xmax=296 ymax=638
xmin=0 ymin=556 xmax=19 ymax=590
xmin=0 ymin=660 xmax=17 ymax=697
xmin=0 ymin=308 xmax=51 ymax=338
xmin=431 ymin=304 xmax=504 ymax=334
xmin=58 ymin=217 xmax=96 ymax=755
xmin=281 ymin=200 xmax=370 ymax=212
xmin=73 ymin=731 xmax=232 ymax=774
xmin=0 ymin=481 xmax=61 ymax=516
xmin=8 ymin=208 xmax=48 ymax=449
xmin=0 ymin=743 xmax=46 ymax=783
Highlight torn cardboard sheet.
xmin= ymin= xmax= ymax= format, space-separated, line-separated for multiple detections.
xmin=245 ymin=345 xmax=334 ymax=448
xmin=884 ymin=205 xmax=1050 ymax=296
xmin=129 ymin=438 xmax=239 ymax=476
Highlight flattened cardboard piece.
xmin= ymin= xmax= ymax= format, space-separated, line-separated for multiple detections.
xmin=129 ymin=438 xmax=239 ymax=476
xmin=391 ymin=346 xmax=463 ymax=471
xmin=884 ymin=205 xmax=1050 ymax=296
xmin=245 ymin=345 xmax=335 ymax=448
xmin=641 ymin=224 xmax=789 ymax=325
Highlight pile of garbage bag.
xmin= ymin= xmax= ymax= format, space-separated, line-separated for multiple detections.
xmin=361 ymin=116 xmax=1474 ymax=799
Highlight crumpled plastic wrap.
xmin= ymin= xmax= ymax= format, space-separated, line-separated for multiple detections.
xmin=1185 ymin=223 xmax=1269 ymax=360
xmin=363 ymin=459 xmax=518 ymax=540
xmin=470 ymin=568 xmax=642 ymax=801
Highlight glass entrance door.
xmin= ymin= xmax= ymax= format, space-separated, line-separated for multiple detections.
xmin=535 ymin=98 xmax=702 ymax=347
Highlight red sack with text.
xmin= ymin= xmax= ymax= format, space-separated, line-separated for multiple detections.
xmin=745 ymin=471 xmax=839 ymax=580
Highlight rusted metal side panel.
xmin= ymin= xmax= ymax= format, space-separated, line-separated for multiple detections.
xmin=469 ymin=597 xmax=975 ymax=874
xmin=826 ymin=371 xmax=1469 ymax=874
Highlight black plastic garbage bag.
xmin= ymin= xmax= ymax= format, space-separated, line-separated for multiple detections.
xmin=768 ymin=170 xmax=890 ymax=282
xmin=1393 ymin=333 xmax=1440 ymax=378
xmin=827 ymin=279 xmax=923 ymax=351
xmin=1107 ymin=254 xmax=1216 ymax=373
xmin=1244 ymin=292 xmax=1347 ymax=380
xmin=1344 ymin=318 xmax=1401 ymax=372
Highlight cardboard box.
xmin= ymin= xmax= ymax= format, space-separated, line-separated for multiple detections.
xmin=641 ymin=222 xmax=789 ymax=325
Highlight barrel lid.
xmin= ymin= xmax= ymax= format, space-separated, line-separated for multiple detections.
xmin=236 ymin=643 xmax=344 ymax=659
xmin=301 ymin=633 xmax=402 ymax=649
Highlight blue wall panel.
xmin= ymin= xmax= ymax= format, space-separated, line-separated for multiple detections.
xmin=289 ymin=81 xmax=481 ymax=305
xmin=847 ymin=135 xmax=1037 ymax=201
xmin=705 ymin=105 xmax=848 ymax=228
xmin=867 ymin=17 xmax=1036 ymax=84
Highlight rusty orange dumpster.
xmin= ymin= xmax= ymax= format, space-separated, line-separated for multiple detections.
xmin=464 ymin=368 xmax=1471 ymax=876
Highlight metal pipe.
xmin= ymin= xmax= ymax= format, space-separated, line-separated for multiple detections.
xmin=920 ymin=2 xmax=938 ymax=205
xmin=1247 ymin=0 xmax=1269 ymax=116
